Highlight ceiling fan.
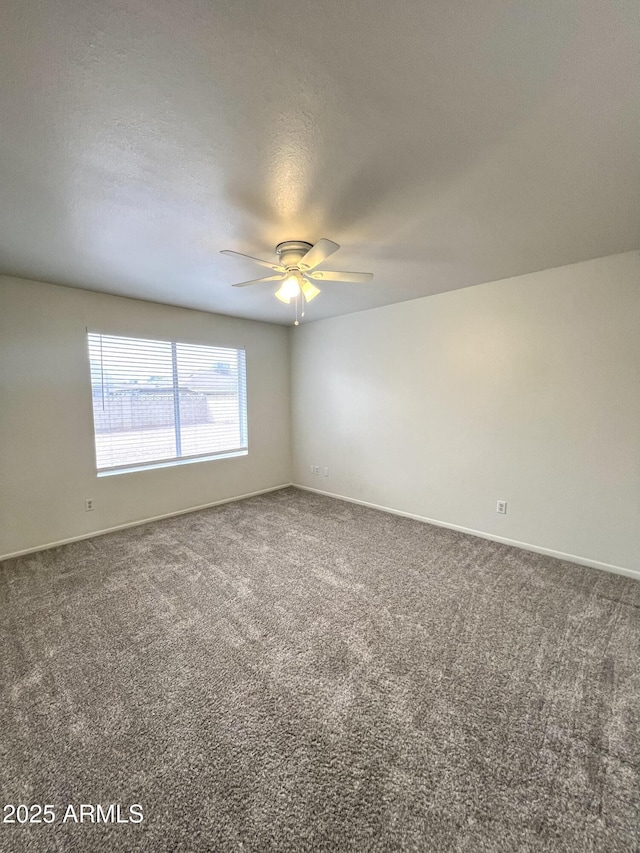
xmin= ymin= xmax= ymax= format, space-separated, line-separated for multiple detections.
xmin=221 ymin=239 xmax=373 ymax=323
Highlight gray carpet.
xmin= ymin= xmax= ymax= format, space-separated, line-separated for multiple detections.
xmin=0 ymin=487 xmax=638 ymax=852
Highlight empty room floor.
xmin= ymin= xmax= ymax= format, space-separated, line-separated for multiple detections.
xmin=1 ymin=488 xmax=638 ymax=852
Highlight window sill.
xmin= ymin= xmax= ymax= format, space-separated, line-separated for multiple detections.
xmin=97 ymin=449 xmax=248 ymax=477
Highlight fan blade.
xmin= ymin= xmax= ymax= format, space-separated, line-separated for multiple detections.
xmin=298 ymin=238 xmax=340 ymax=271
xmin=301 ymin=280 xmax=321 ymax=302
xmin=308 ymin=270 xmax=373 ymax=283
xmin=221 ymin=249 xmax=285 ymax=273
xmin=232 ymin=274 xmax=284 ymax=288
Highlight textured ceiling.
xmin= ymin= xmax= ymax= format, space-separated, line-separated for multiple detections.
xmin=0 ymin=0 xmax=638 ymax=324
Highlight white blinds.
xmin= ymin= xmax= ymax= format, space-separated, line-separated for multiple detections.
xmin=88 ymin=333 xmax=247 ymax=473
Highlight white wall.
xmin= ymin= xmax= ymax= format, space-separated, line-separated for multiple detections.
xmin=0 ymin=276 xmax=291 ymax=557
xmin=3 ymin=254 xmax=639 ymax=574
xmin=291 ymin=252 xmax=640 ymax=576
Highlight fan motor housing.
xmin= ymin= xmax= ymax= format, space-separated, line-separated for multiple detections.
xmin=276 ymin=240 xmax=313 ymax=269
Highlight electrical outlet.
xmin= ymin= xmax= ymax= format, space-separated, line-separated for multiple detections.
xmin=323 ymin=467 xmax=329 ymax=477
xmin=314 ymin=465 xmax=320 ymax=475
xmin=309 ymin=464 xmax=314 ymax=474
xmin=85 ymin=498 xmax=94 ymax=512
xmin=496 ymin=500 xmax=507 ymax=514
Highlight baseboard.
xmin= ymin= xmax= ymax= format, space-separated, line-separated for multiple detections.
xmin=0 ymin=484 xmax=293 ymax=561
xmin=292 ymin=484 xmax=640 ymax=582
xmin=6 ymin=482 xmax=638 ymax=582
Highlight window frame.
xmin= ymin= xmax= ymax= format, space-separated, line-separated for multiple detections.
xmin=87 ymin=332 xmax=248 ymax=477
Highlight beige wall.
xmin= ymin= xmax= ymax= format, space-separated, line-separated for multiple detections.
xmin=0 ymin=276 xmax=291 ymax=557
xmin=291 ymin=252 xmax=640 ymax=576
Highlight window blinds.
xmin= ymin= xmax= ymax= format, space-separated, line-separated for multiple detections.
xmin=88 ymin=333 xmax=247 ymax=473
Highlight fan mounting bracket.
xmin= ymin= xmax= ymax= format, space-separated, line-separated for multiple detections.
xmin=275 ymin=240 xmax=313 ymax=269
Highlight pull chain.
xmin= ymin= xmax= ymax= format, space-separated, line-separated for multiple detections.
xmin=294 ymin=293 xmax=306 ymax=326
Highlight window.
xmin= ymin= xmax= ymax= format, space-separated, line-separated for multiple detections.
xmin=88 ymin=333 xmax=247 ymax=475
